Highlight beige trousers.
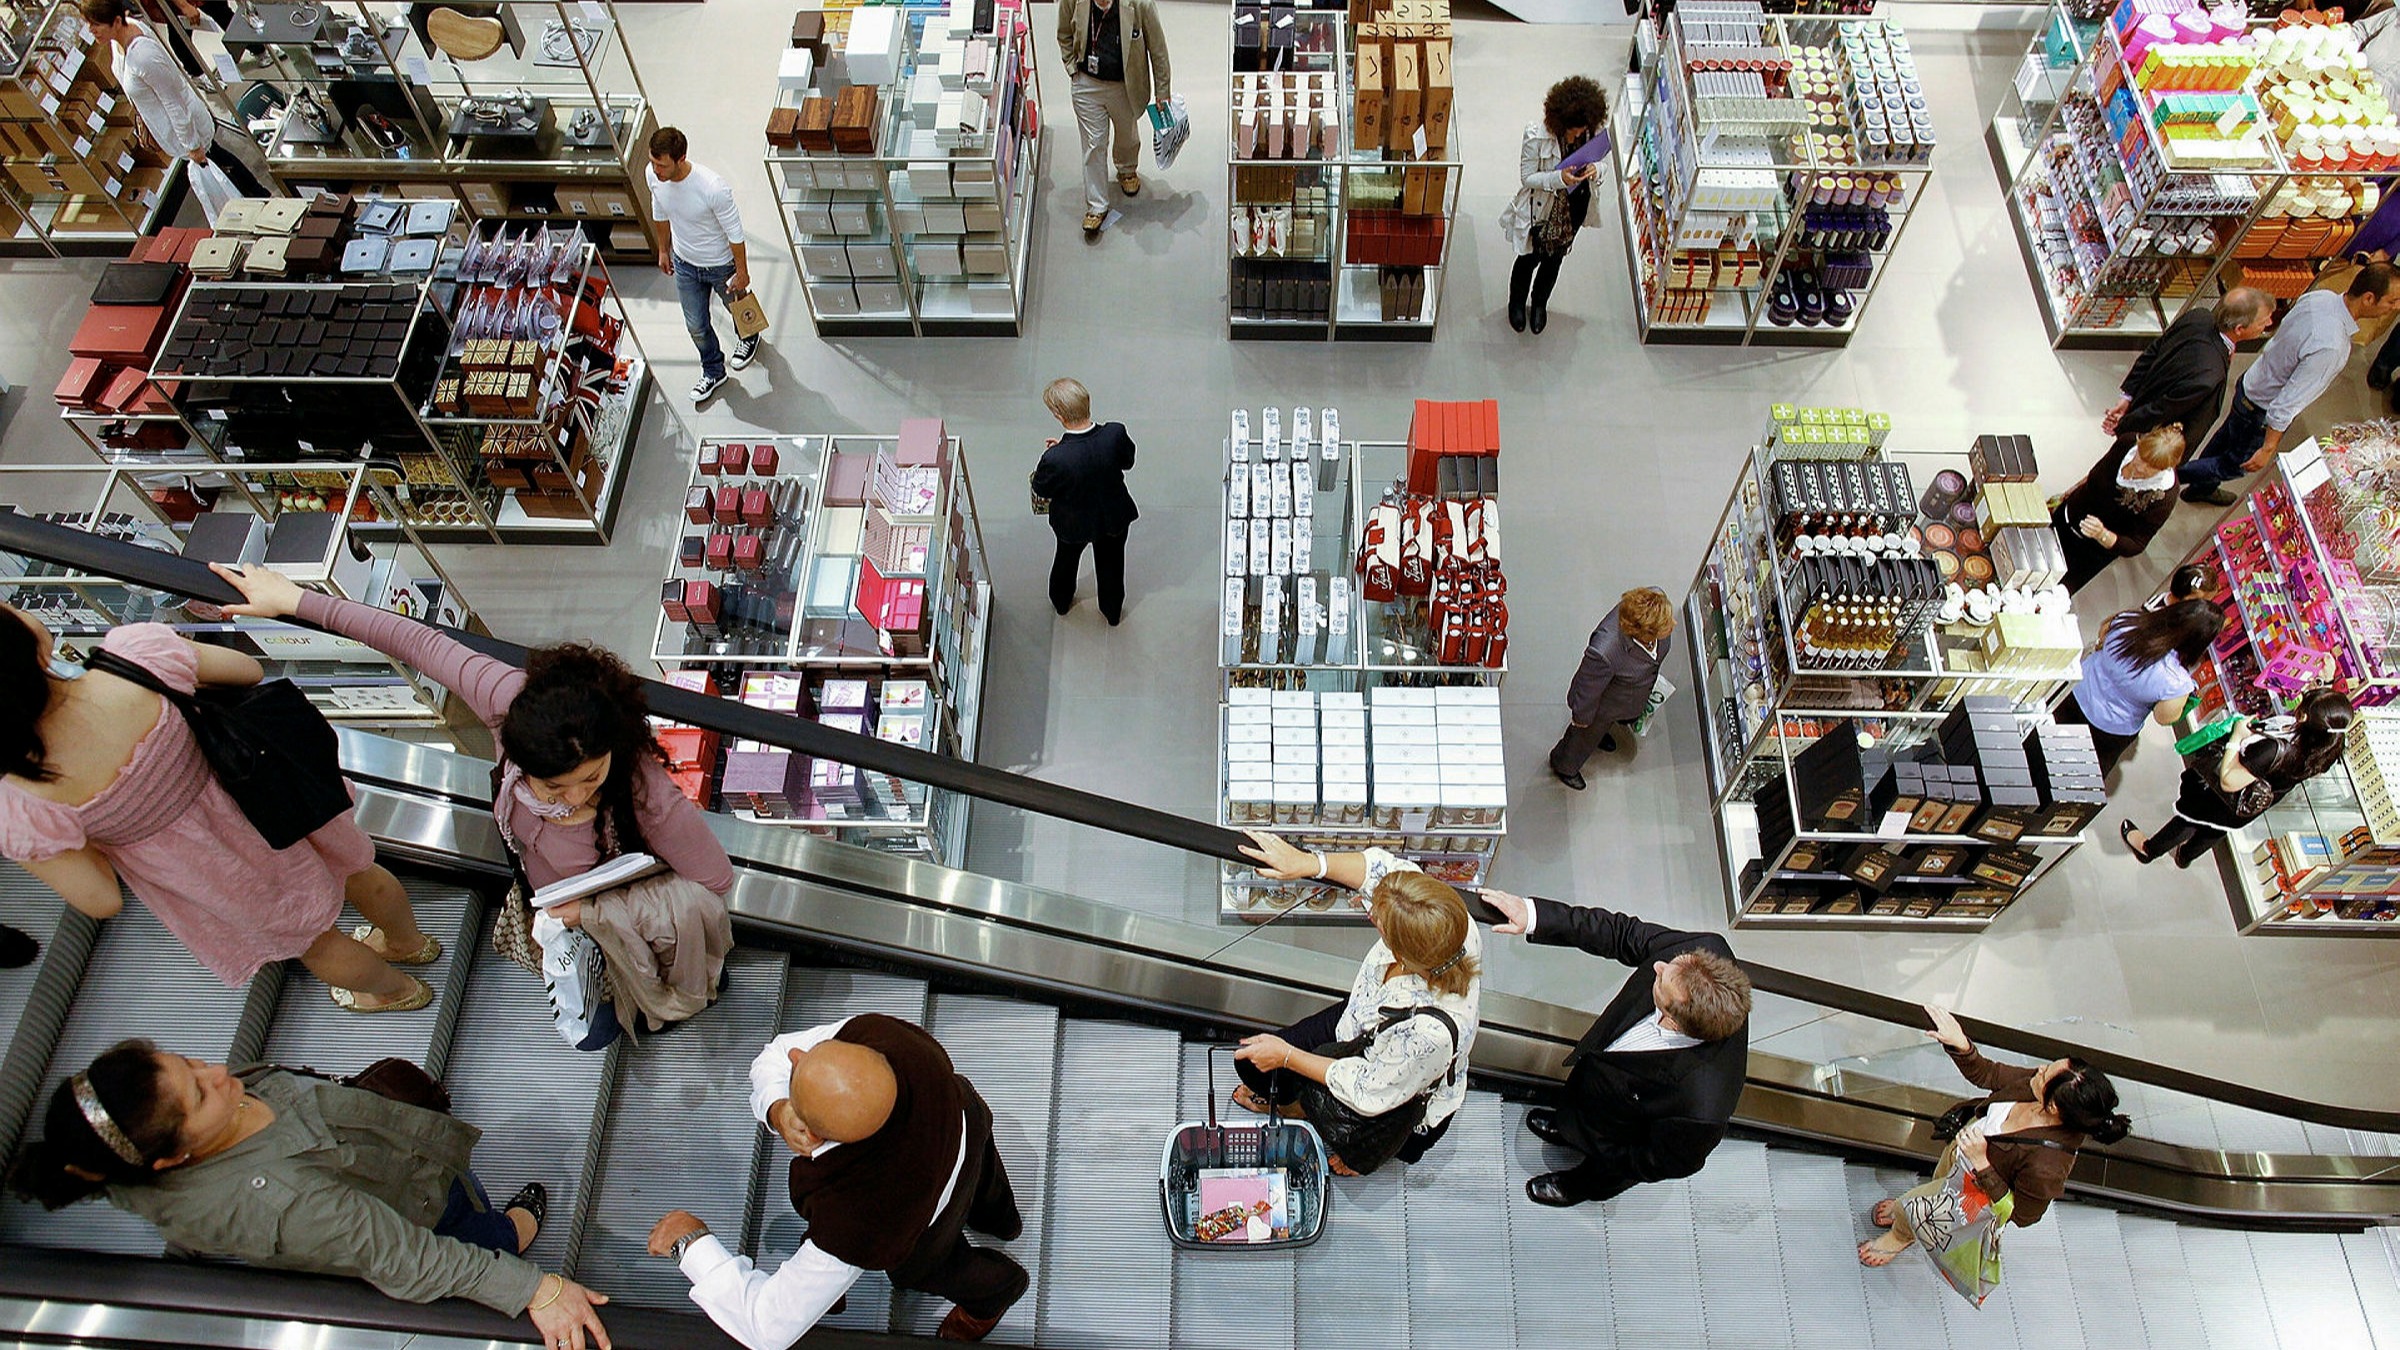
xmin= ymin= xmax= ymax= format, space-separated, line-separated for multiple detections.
xmin=1070 ymin=72 xmax=1142 ymax=214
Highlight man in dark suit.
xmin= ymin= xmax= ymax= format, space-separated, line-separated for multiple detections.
xmin=2100 ymin=287 xmax=2272 ymax=450
xmin=1479 ymin=891 xmax=1752 ymax=1207
xmin=1031 ymin=377 xmax=1140 ymax=625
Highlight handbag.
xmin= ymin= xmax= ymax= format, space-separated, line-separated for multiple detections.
xmin=1286 ymin=1005 xmax=1459 ymax=1175
xmin=273 ymin=1057 xmax=452 ymax=1114
xmin=1902 ymin=1145 xmax=2015 ymax=1307
xmin=1029 ymin=469 xmax=1051 ymax=516
xmin=84 ymin=648 xmax=353 ymax=850
xmin=532 ymin=907 xmax=621 ymax=1051
xmin=491 ymin=882 xmax=543 ymax=975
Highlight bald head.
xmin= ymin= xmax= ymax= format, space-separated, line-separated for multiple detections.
xmin=2216 ymin=287 xmax=2273 ymax=339
xmin=788 ymin=1039 xmax=897 ymax=1144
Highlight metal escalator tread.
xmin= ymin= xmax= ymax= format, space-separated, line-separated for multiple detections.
xmin=1756 ymin=1149 xmax=1871 ymax=1350
xmin=2047 ymin=1205 xmax=2144 ymax=1348
xmin=578 ymin=947 xmax=787 ymax=1309
xmin=1685 ymin=1141 xmax=1786 ymax=1346
xmin=2181 ymin=1227 xmax=2280 ymax=1349
xmin=892 ymin=993 xmax=1060 ymax=1343
xmin=438 ymin=920 xmax=611 ymax=1273
xmin=1839 ymin=1162 xmax=1957 ymax=1350
xmin=1500 ymin=1100 xmax=1615 ymax=1348
xmin=1973 ymin=1204 xmax=2063 ymax=1348
xmin=1403 ymin=1093 xmax=1516 ymax=1350
xmin=0 ymin=903 xmax=248 ymax=1255
xmin=1594 ymin=1146 xmax=1705 ymax=1346
xmin=1170 ymin=1042 xmax=1294 ymax=1350
xmin=1291 ymin=1111 xmax=1408 ymax=1347
xmin=2117 ymin=1214 xmax=2210 ymax=1348
xmin=760 ymin=966 xmax=930 ymax=1336
xmin=2338 ymin=1231 xmax=2400 ymax=1350
xmin=2254 ymin=1231 xmax=2377 ymax=1348
xmin=260 ymin=882 xmax=476 ymax=1071
xmin=1034 ymin=1019 xmax=1178 ymax=1350
xmin=0 ymin=865 xmax=69 ymax=1040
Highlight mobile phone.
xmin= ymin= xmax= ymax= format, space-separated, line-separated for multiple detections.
xmin=1456 ymin=887 xmax=1510 ymax=927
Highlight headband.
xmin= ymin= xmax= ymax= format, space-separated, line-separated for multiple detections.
xmin=71 ymin=1074 xmax=145 ymax=1167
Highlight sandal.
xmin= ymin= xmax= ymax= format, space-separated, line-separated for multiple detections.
xmin=1858 ymin=1238 xmax=1905 ymax=1267
xmin=329 ymin=973 xmax=434 ymax=1013
xmin=1870 ymin=1199 xmax=1896 ymax=1229
xmin=2119 ymin=819 xmax=2154 ymax=864
xmin=1229 ymin=1085 xmax=1305 ymax=1119
xmin=1082 ymin=211 xmax=1106 ymax=237
xmin=1328 ymin=1154 xmax=1360 ymax=1177
xmin=353 ymin=924 xmax=442 ymax=965
xmin=503 ymin=1181 xmax=548 ymax=1247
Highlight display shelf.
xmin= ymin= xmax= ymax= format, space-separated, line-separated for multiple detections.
xmin=2219 ymin=740 xmax=2400 ymax=933
xmin=764 ymin=0 xmax=1042 ymax=337
xmin=0 ymin=0 xmax=181 ymax=258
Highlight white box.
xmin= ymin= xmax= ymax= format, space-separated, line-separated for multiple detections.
xmin=910 ymin=162 xmax=954 ymax=196
xmin=830 ymin=198 xmax=874 ymax=234
xmin=914 ymin=240 xmax=964 ymax=275
xmin=854 ymin=281 xmax=908 ymax=314
xmin=961 ymin=240 xmax=1007 ymax=274
xmin=808 ymin=282 xmax=861 ymax=315
xmin=790 ymin=200 xmax=836 ymax=234
xmin=921 ymin=200 xmax=966 ymax=233
xmin=799 ymin=242 xmax=851 ymax=277
xmin=845 ymin=7 xmax=902 ymax=84
xmin=777 ymin=47 xmax=816 ymax=92
xmin=846 ymin=241 xmax=897 ymax=278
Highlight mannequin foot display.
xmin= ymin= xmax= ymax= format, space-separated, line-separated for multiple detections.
xmin=1118 ymin=171 xmax=1141 ymax=196
xmin=730 ymin=335 xmax=761 ymax=370
xmin=1529 ymin=302 xmax=1549 ymax=334
xmin=1768 ymin=271 xmax=1798 ymax=325
xmin=1082 ymin=211 xmax=1104 ymax=238
xmin=690 ymin=373 xmax=727 ymax=407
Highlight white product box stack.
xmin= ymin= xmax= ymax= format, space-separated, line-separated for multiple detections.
xmin=1223 ymin=405 xmax=1342 ymax=666
xmin=1435 ymin=686 xmax=1507 ymax=826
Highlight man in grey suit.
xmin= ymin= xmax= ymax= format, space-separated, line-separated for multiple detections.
xmin=1550 ymin=587 xmax=1674 ymax=791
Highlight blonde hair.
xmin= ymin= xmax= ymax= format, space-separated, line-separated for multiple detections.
xmin=1618 ymin=587 xmax=1675 ymax=646
xmin=2132 ymin=425 xmax=2185 ymax=471
xmin=1664 ymin=950 xmax=1751 ymax=1042
xmin=1373 ymin=872 xmax=1478 ymax=997
xmin=1043 ymin=377 xmax=1091 ymax=425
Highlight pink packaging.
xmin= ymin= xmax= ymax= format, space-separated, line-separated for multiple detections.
xmin=2122 ymin=15 xmax=2180 ymax=71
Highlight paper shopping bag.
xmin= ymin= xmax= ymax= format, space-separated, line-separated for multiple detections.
xmin=727 ymin=289 xmax=770 ymax=339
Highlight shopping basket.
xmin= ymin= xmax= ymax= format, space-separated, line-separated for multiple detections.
xmin=1159 ymin=1046 xmax=1328 ymax=1250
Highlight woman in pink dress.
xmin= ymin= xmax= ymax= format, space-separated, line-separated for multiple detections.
xmin=0 ymin=604 xmax=435 ymax=1011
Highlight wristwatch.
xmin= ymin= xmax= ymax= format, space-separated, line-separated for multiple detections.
xmin=668 ymin=1225 xmax=711 ymax=1262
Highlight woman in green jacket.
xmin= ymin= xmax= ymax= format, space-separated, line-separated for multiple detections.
xmin=8 ymin=1039 xmax=614 ymax=1350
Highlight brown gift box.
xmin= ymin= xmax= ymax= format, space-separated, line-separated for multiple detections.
xmin=766 ymin=106 xmax=802 ymax=149
xmin=797 ymin=96 xmax=836 ymax=152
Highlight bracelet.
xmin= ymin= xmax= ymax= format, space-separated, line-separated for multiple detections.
xmin=529 ymin=1274 xmax=564 ymax=1312
xmin=1313 ymin=854 xmax=1328 ymax=881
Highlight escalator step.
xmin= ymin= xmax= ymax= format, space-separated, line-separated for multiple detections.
xmin=259 ymin=881 xmax=476 ymax=1073
xmin=2051 ymin=1207 xmax=2144 ymax=1348
xmin=1035 ymin=1020 xmax=1178 ymax=1350
xmin=1590 ymin=1137 xmax=1705 ymax=1346
xmin=438 ymin=919 xmax=611 ymax=1273
xmin=1840 ymin=1162 xmax=1958 ymax=1349
xmin=755 ymin=966 xmax=931 ymax=1336
xmin=1402 ymin=1094 xmax=1516 ymax=1350
xmin=577 ymin=947 xmax=787 ymax=1311
xmin=1500 ymin=1100 xmax=1615 ymax=1348
xmin=892 ymin=994 xmax=1061 ymax=1343
xmin=1170 ymin=1042 xmax=1294 ymax=1350
xmin=1756 ymin=1149 xmax=1870 ymax=1350
xmin=0 ymin=900 xmax=247 ymax=1255
xmin=2185 ymin=1227 xmax=2281 ymax=1350
xmin=1686 ymin=1141 xmax=1785 ymax=1346
xmin=1292 ymin=1125 xmax=1408 ymax=1349
xmin=2338 ymin=1231 xmax=2400 ymax=1347
xmin=2255 ymin=1231 xmax=2377 ymax=1348
xmin=0 ymin=865 xmax=70 ymax=1041
xmin=2119 ymin=1214 xmax=2210 ymax=1346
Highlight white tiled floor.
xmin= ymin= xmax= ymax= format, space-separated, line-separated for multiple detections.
xmin=4 ymin=1 xmax=2398 ymax=1111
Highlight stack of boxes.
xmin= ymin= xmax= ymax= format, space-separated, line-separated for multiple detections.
xmin=721 ymin=673 xmax=813 ymax=818
xmin=668 ymin=436 xmax=811 ymax=649
xmin=651 ymin=670 xmax=721 ymax=806
xmin=0 ymin=4 xmax=165 ymax=240
xmin=853 ymin=418 xmax=946 ymax=657
xmin=1221 ymin=686 xmax=1502 ymax=834
xmin=1224 ymin=406 xmax=1348 ymax=667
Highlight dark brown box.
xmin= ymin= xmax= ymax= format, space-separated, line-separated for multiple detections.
xmin=831 ymin=86 xmax=880 ymax=153
xmin=796 ymin=96 xmax=837 ymax=152
xmin=766 ymin=106 xmax=802 ymax=149
xmin=791 ymin=11 xmax=826 ymax=53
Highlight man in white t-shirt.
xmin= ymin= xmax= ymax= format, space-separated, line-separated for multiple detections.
xmin=646 ymin=126 xmax=759 ymax=407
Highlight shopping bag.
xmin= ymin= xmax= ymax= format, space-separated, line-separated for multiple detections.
xmin=531 ymin=910 xmax=621 ymax=1051
xmin=726 ymin=288 xmax=770 ymax=340
xmin=1901 ymin=1150 xmax=2013 ymax=1306
xmin=1149 ymin=95 xmax=1191 ymax=171
xmin=189 ymin=159 xmax=239 ymax=227
xmin=1630 ymin=675 xmax=1676 ymax=738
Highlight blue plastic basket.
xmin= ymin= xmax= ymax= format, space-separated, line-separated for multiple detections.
xmin=1158 ymin=1046 xmax=1328 ymax=1251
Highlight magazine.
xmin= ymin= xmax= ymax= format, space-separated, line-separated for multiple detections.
xmin=1195 ymin=1167 xmax=1290 ymax=1244
xmin=528 ymin=852 xmax=665 ymax=909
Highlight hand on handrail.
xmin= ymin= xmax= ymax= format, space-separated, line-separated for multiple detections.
xmin=1923 ymin=1003 xmax=1970 ymax=1054
xmin=207 ymin=562 xmax=306 ymax=619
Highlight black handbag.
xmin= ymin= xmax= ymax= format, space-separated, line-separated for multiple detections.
xmin=271 ymin=1057 xmax=452 ymax=1114
xmin=85 ymin=647 xmax=353 ymax=850
xmin=1287 ymin=1005 xmax=1460 ymax=1175
xmin=1929 ymin=1099 xmax=1981 ymax=1142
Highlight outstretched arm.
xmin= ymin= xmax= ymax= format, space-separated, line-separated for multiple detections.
xmin=1524 ymin=897 xmax=1710 ymax=970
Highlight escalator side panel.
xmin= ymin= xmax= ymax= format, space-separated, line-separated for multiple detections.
xmin=577 ymin=947 xmax=788 ymax=1310
xmin=1030 ymin=1020 xmax=1177 ymax=1350
xmin=437 ymin=923 xmax=610 ymax=1273
xmin=260 ymin=884 xmax=477 ymax=1073
xmin=0 ymin=870 xmax=69 ymax=1041
xmin=1400 ymin=1094 xmax=1517 ymax=1350
xmin=1169 ymin=1043 xmax=1296 ymax=1350
xmin=894 ymin=994 xmax=1061 ymax=1344
xmin=0 ymin=902 xmax=249 ymax=1255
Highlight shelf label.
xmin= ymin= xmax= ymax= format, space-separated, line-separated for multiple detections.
xmin=1875 ymin=810 xmax=1911 ymax=840
xmin=71 ymin=135 xmax=90 ymax=156
xmin=213 ymin=53 xmax=238 ymax=83
xmin=403 ymin=56 xmax=429 ymax=83
xmin=39 ymin=92 xmax=59 ymax=116
xmin=1411 ymin=123 xmax=1427 ymax=160
xmin=85 ymin=111 xmax=104 ymax=133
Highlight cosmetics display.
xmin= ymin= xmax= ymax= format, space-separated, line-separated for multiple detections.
xmin=0 ymin=0 xmax=177 ymax=256
xmin=765 ymin=0 xmax=1042 ymax=336
xmin=1620 ymin=7 xmax=1933 ymax=345
xmin=650 ymin=421 xmax=990 ymax=867
xmin=2220 ymin=707 xmax=2400 ymax=933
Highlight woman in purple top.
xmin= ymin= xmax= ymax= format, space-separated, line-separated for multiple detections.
xmin=212 ymin=564 xmax=735 ymax=921
xmin=2054 ymin=601 xmax=2223 ymax=777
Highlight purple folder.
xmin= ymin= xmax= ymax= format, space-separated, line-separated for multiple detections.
xmin=1557 ymin=129 xmax=1615 ymax=175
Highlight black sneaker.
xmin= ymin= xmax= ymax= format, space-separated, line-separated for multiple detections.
xmin=2180 ymin=486 xmax=2239 ymax=506
xmin=730 ymin=335 xmax=761 ymax=370
xmin=1553 ymin=769 xmax=1587 ymax=791
xmin=691 ymin=373 xmax=728 ymax=407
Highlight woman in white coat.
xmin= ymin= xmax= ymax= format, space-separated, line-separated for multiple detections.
xmin=1498 ymin=76 xmax=1609 ymax=334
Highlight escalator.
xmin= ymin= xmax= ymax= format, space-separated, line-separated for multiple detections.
xmin=2 ymin=524 xmax=2400 ymax=1347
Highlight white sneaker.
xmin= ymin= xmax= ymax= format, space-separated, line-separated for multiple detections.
xmin=730 ymin=335 xmax=761 ymax=370
xmin=691 ymin=373 xmax=727 ymax=406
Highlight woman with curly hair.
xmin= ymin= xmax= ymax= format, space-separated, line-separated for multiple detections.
xmin=1498 ymin=75 xmax=1611 ymax=334
xmin=213 ymin=563 xmax=735 ymax=1035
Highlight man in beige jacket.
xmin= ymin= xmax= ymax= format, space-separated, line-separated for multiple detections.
xmin=1058 ymin=0 xmax=1171 ymax=238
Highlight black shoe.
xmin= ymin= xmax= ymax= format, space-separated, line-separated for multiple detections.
xmin=1598 ymin=733 xmax=1619 ymax=754
xmin=1529 ymin=303 xmax=1549 ymax=335
xmin=1508 ymin=298 xmax=1527 ymax=332
xmin=1052 ymin=600 xmax=1072 ymax=616
xmin=829 ymin=1296 xmax=848 ymax=1317
xmin=1526 ymin=1172 xmax=1588 ymax=1208
xmin=2181 ymin=486 xmax=2239 ymax=506
xmin=2371 ymin=366 xmax=2394 ymax=392
xmin=0 ymin=923 xmax=35 ymax=969
xmin=502 ymin=1182 xmax=548 ymax=1249
xmin=1103 ymin=610 xmax=1122 ymax=627
xmin=1526 ymin=1108 xmax=1576 ymax=1149
xmin=970 ymin=1207 xmax=1024 ymax=1243
xmin=730 ymin=334 xmax=762 ymax=371
xmin=1553 ymin=769 xmax=1586 ymax=791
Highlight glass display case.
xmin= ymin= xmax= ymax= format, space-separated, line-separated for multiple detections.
xmin=228 ymin=0 xmax=660 ymax=265
xmin=1614 ymin=8 xmax=1933 ymax=347
xmin=0 ymin=0 xmax=179 ymax=256
xmin=763 ymin=0 xmax=1042 ymax=336
xmin=2222 ymin=745 xmax=2400 ymax=934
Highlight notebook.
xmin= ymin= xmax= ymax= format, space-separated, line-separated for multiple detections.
xmin=529 ymin=852 xmax=667 ymax=909
xmin=1194 ymin=1168 xmax=1289 ymax=1244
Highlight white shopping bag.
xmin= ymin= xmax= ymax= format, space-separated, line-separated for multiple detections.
xmin=1630 ymin=674 xmax=1676 ymax=739
xmin=188 ymin=159 xmax=239 ymax=227
xmin=1149 ymin=95 xmax=1191 ymax=171
xmin=531 ymin=909 xmax=618 ymax=1050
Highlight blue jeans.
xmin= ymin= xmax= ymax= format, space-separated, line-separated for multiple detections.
xmin=2179 ymin=385 xmax=2269 ymax=497
xmin=675 ymin=256 xmax=737 ymax=381
xmin=434 ymin=1172 xmax=520 ymax=1255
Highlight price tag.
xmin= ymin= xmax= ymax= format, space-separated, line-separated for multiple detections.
xmin=1876 ymin=810 xmax=1911 ymax=839
xmin=39 ymin=92 xmax=59 ymax=116
xmin=72 ymin=135 xmax=90 ymax=156
xmin=1411 ymin=123 xmax=1427 ymax=160
xmin=48 ymin=66 xmax=72 ymax=94
xmin=86 ymin=111 xmax=104 ymax=133
xmin=115 ymin=151 xmax=135 ymax=173
xmin=213 ymin=53 xmax=238 ymax=84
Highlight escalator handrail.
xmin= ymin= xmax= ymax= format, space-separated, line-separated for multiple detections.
xmin=9 ymin=512 xmax=2400 ymax=1136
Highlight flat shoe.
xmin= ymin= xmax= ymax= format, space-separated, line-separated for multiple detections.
xmin=504 ymin=1182 xmax=548 ymax=1244
xmin=329 ymin=973 xmax=433 ymax=1013
xmin=2119 ymin=819 xmax=2154 ymax=864
xmin=352 ymin=923 xmax=441 ymax=965
xmin=1526 ymin=1108 xmax=1576 ymax=1149
xmin=1082 ymin=211 xmax=1104 ymax=237
xmin=1118 ymin=173 xmax=1141 ymax=196
xmin=1553 ymin=770 xmax=1586 ymax=791
xmin=1526 ymin=1172 xmax=1586 ymax=1207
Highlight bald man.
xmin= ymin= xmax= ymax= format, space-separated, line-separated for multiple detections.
xmin=646 ymin=1014 xmax=1027 ymax=1346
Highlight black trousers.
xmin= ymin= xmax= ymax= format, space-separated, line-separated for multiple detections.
xmin=2133 ymin=816 xmax=2224 ymax=867
xmin=203 ymin=138 xmax=271 ymax=199
xmin=2053 ymin=692 xmax=2138 ymax=777
xmin=1231 ymin=999 xmax=1455 ymax=1168
xmin=1049 ymin=530 xmax=1126 ymax=620
xmin=892 ymin=1125 xmax=1027 ymax=1319
xmin=1508 ymin=251 xmax=1566 ymax=313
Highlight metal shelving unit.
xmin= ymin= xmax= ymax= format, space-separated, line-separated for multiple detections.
xmin=0 ymin=0 xmax=182 ymax=257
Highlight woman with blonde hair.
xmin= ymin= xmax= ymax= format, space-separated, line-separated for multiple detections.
xmin=1229 ymin=832 xmax=1482 ymax=1176
xmin=1551 ymin=586 xmax=1675 ymax=790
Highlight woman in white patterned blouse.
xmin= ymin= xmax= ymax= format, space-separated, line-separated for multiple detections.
xmin=1229 ymin=831 xmax=1483 ymax=1175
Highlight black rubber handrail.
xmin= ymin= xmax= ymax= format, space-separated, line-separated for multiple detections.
xmin=8 ymin=510 xmax=2400 ymax=1136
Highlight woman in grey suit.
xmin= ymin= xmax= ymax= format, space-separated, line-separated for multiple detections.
xmin=1549 ymin=587 xmax=1673 ymax=790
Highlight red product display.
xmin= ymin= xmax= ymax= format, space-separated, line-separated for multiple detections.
xmin=705 ymin=531 xmax=734 ymax=569
xmin=1343 ymin=210 xmax=1446 ymax=267
xmin=685 ymin=487 xmax=713 ymax=524
xmin=740 ymin=487 xmax=772 ymax=528
xmin=897 ymin=417 xmax=947 ymax=466
xmin=713 ymin=485 xmax=742 ymax=525
xmin=752 ymin=442 xmax=779 ymax=475
xmin=722 ymin=442 xmax=750 ymax=474
xmin=733 ymin=534 xmax=765 ymax=571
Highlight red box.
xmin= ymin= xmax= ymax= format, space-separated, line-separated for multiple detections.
xmin=54 ymin=356 xmax=106 ymax=407
xmin=705 ymin=532 xmax=733 ymax=569
xmin=97 ymin=366 xmax=149 ymax=413
xmin=69 ymin=303 xmax=167 ymax=362
xmin=753 ymin=443 xmax=779 ymax=475
xmin=712 ymin=486 xmax=741 ymax=524
xmin=722 ymin=442 xmax=750 ymax=475
xmin=740 ymin=488 xmax=771 ymax=528
xmin=733 ymin=534 xmax=764 ymax=570
xmin=685 ymin=487 xmax=712 ymax=524
xmin=897 ymin=417 xmax=946 ymax=466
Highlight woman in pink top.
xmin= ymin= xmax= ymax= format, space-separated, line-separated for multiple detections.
xmin=0 ymin=604 xmax=435 ymax=1011
xmin=212 ymin=564 xmax=735 ymax=912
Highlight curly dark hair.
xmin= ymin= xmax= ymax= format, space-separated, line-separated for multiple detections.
xmin=500 ymin=642 xmax=668 ymax=858
xmin=1543 ymin=76 xmax=1609 ymax=146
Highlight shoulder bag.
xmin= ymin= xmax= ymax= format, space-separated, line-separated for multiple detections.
xmin=267 ymin=1057 xmax=452 ymax=1114
xmin=1286 ymin=1004 xmax=1460 ymax=1174
xmin=84 ymin=647 xmax=353 ymax=850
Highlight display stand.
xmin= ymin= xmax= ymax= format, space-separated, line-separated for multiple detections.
xmin=236 ymin=0 xmax=661 ymax=267
xmin=2222 ymin=732 xmax=2400 ymax=933
xmin=0 ymin=0 xmax=179 ymax=257
xmin=1684 ymin=411 xmax=2101 ymax=929
xmin=764 ymin=0 xmax=1042 ymax=337
xmin=1615 ymin=9 xmax=1931 ymax=347
xmin=0 ymin=460 xmax=490 ymax=748
xmin=650 ymin=422 xmax=990 ymax=866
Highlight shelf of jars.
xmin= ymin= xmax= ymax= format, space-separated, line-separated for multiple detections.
xmin=646 ymin=421 xmax=989 ymax=867
xmin=231 ymin=0 xmax=662 ymax=264
xmin=764 ymin=0 xmax=1041 ymax=337
xmin=1614 ymin=7 xmax=1933 ymax=348
xmin=0 ymin=460 xmax=490 ymax=747
xmin=0 ymin=0 xmax=181 ymax=258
